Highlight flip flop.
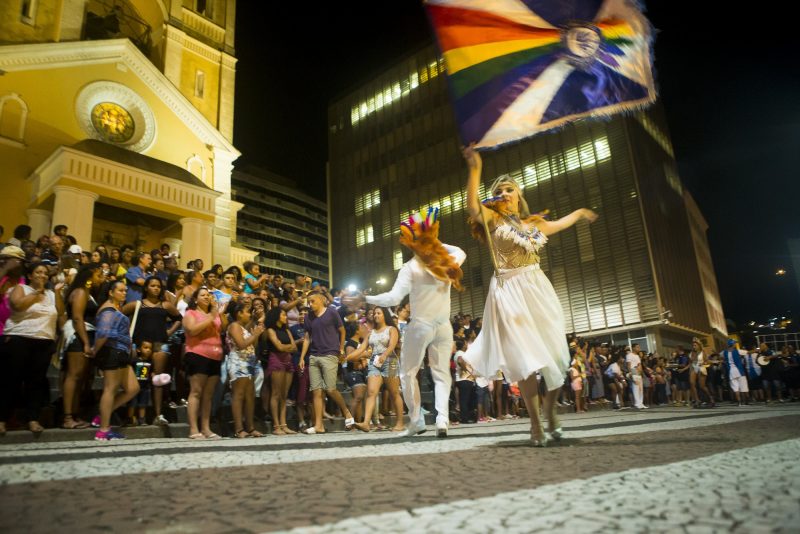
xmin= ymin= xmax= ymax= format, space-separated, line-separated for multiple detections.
xmin=344 ymin=417 xmax=355 ymax=430
xmin=204 ymin=433 xmax=221 ymax=440
xmin=188 ymin=433 xmax=205 ymax=440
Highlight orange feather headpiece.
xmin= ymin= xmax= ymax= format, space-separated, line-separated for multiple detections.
xmin=399 ymin=207 xmax=463 ymax=291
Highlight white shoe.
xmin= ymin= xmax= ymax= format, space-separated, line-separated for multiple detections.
xmin=436 ymin=420 xmax=448 ymax=438
xmin=436 ymin=423 xmax=447 ymax=438
xmin=395 ymin=419 xmax=426 ymax=437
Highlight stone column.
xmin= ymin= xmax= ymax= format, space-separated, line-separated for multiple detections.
xmin=218 ymin=53 xmax=237 ymax=142
xmin=26 ymin=208 xmax=52 ymax=241
xmin=180 ymin=218 xmax=214 ymax=270
xmin=51 ymin=185 xmax=98 ymax=248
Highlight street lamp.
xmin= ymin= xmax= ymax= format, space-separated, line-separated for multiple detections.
xmin=776 ymin=268 xmax=786 ymax=276
xmin=376 ymin=277 xmax=386 ymax=285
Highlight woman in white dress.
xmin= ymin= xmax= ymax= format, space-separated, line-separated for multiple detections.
xmin=462 ymin=145 xmax=597 ymax=446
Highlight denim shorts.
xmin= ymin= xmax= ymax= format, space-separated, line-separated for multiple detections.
xmin=367 ymin=355 xmax=398 ymax=379
xmin=226 ymin=351 xmax=260 ymax=382
xmin=345 ymin=369 xmax=367 ymax=388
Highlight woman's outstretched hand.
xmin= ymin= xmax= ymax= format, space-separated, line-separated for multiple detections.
xmin=580 ymin=208 xmax=599 ymax=223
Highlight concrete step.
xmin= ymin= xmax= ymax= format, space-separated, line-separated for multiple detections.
xmin=0 ymin=423 xmax=191 ymax=444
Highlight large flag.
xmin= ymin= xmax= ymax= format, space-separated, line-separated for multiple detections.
xmin=425 ymin=0 xmax=656 ymax=149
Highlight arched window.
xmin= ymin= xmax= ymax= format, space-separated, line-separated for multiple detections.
xmin=186 ymin=153 xmax=206 ymax=182
xmin=0 ymin=93 xmax=28 ymax=147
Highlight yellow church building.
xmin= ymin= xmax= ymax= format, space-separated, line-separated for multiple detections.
xmin=0 ymin=0 xmax=253 ymax=268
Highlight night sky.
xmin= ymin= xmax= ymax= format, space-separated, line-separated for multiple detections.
xmin=232 ymin=2 xmax=800 ymax=327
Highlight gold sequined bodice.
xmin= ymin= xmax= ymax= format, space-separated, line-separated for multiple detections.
xmin=491 ymin=222 xmax=548 ymax=270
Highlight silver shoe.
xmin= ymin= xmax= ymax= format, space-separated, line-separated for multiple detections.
xmin=531 ymin=426 xmax=548 ymax=447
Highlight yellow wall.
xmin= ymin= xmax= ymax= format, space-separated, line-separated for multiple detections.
xmin=179 ymin=48 xmax=220 ymax=128
xmin=0 ymin=0 xmax=61 ymax=43
xmin=92 ymin=218 xmax=165 ymax=252
xmin=0 ymin=60 xmax=216 ymax=233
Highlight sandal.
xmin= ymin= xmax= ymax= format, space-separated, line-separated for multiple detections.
xmin=354 ymin=422 xmax=371 ymax=432
xmin=62 ymin=415 xmax=90 ymax=429
xmin=29 ymin=421 xmax=44 ymax=434
xmin=247 ymin=428 xmax=265 ymax=438
xmin=188 ymin=433 xmax=205 ymax=440
xmin=279 ymin=425 xmax=296 ymax=435
xmin=203 ymin=432 xmax=221 ymax=440
xmin=234 ymin=429 xmax=250 ymax=439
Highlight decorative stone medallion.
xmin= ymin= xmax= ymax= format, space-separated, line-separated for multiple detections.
xmin=75 ymin=81 xmax=155 ymax=151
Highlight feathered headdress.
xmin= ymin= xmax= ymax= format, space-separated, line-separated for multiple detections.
xmin=400 ymin=207 xmax=464 ymax=291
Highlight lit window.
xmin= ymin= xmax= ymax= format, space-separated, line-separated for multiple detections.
xmin=356 ymin=225 xmax=374 ymax=247
xmin=21 ymin=0 xmax=37 ymax=25
xmin=594 ymin=137 xmax=611 ymax=160
xmin=194 ymin=71 xmax=205 ymax=99
xmin=579 ymin=142 xmax=596 ymax=166
xmin=355 ymin=189 xmax=380 ymax=215
xmin=350 ymin=58 xmax=444 ymax=126
xmin=393 ymin=250 xmax=404 ymax=270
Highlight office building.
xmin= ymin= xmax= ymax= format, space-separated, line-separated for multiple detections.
xmin=328 ymin=44 xmax=727 ymax=352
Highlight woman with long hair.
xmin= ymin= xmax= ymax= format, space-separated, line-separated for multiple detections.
xmin=352 ymin=307 xmax=403 ymax=432
xmin=689 ymin=338 xmax=715 ymax=407
xmin=182 ymin=286 xmax=227 ymax=439
xmin=122 ymin=276 xmax=181 ymax=424
xmin=0 ymin=262 xmax=64 ymax=435
xmin=263 ymin=307 xmax=297 ymax=435
xmin=225 ymin=301 xmax=265 ymax=438
xmin=462 ymin=146 xmax=597 ymax=446
xmin=91 ymin=280 xmax=140 ymax=440
xmin=61 ymin=263 xmax=104 ymax=429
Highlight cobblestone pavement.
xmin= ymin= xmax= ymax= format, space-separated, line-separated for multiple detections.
xmin=1 ymin=404 xmax=799 ymax=533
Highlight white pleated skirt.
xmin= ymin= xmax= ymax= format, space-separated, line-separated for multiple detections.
xmin=464 ymin=264 xmax=570 ymax=390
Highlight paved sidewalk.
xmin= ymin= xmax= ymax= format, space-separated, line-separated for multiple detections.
xmin=1 ymin=405 xmax=798 ymax=533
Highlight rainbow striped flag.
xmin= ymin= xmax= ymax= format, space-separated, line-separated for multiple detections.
xmin=425 ymin=0 xmax=656 ymax=149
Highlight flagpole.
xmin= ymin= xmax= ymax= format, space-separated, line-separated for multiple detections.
xmin=479 ymin=206 xmax=503 ymax=288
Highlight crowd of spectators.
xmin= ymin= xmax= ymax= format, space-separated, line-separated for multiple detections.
xmin=1 ymin=223 xmax=799 ymax=441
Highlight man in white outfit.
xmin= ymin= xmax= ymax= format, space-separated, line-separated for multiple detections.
xmin=345 ymin=209 xmax=465 ymax=438
xmin=625 ymin=344 xmax=647 ymax=409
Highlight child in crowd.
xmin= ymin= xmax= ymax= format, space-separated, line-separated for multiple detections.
xmin=127 ymin=340 xmax=154 ymax=426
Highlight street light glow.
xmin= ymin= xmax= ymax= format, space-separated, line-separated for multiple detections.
xmin=376 ymin=277 xmax=386 ymax=285
xmin=776 ymin=268 xmax=786 ymax=276
xmin=347 ymin=284 xmax=357 ymax=292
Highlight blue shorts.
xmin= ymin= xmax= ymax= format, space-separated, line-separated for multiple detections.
xmin=367 ymin=356 xmax=398 ymax=379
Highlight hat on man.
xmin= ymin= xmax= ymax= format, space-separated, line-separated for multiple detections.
xmin=0 ymin=245 xmax=25 ymax=260
xmin=68 ymin=244 xmax=82 ymax=254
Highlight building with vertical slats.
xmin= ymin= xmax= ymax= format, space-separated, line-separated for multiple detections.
xmin=328 ymin=45 xmax=727 ymax=353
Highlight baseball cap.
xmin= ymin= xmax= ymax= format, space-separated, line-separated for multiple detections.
xmin=727 ymin=339 xmax=736 ymax=347
xmin=68 ymin=244 xmax=82 ymax=254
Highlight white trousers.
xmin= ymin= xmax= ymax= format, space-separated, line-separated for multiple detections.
xmin=399 ymin=318 xmax=453 ymax=426
xmin=630 ymin=374 xmax=644 ymax=408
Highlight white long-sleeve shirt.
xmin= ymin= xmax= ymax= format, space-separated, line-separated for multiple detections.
xmin=366 ymin=244 xmax=466 ymax=323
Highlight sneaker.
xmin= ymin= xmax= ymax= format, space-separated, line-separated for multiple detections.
xmin=91 ymin=415 xmax=101 ymax=428
xmin=396 ymin=418 xmax=427 ymax=438
xmin=94 ymin=430 xmax=125 ymax=441
xmin=153 ymin=415 xmax=169 ymax=426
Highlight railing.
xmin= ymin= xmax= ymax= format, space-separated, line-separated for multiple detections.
xmin=84 ymin=0 xmax=152 ymax=56
xmin=181 ymin=7 xmax=226 ymax=44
